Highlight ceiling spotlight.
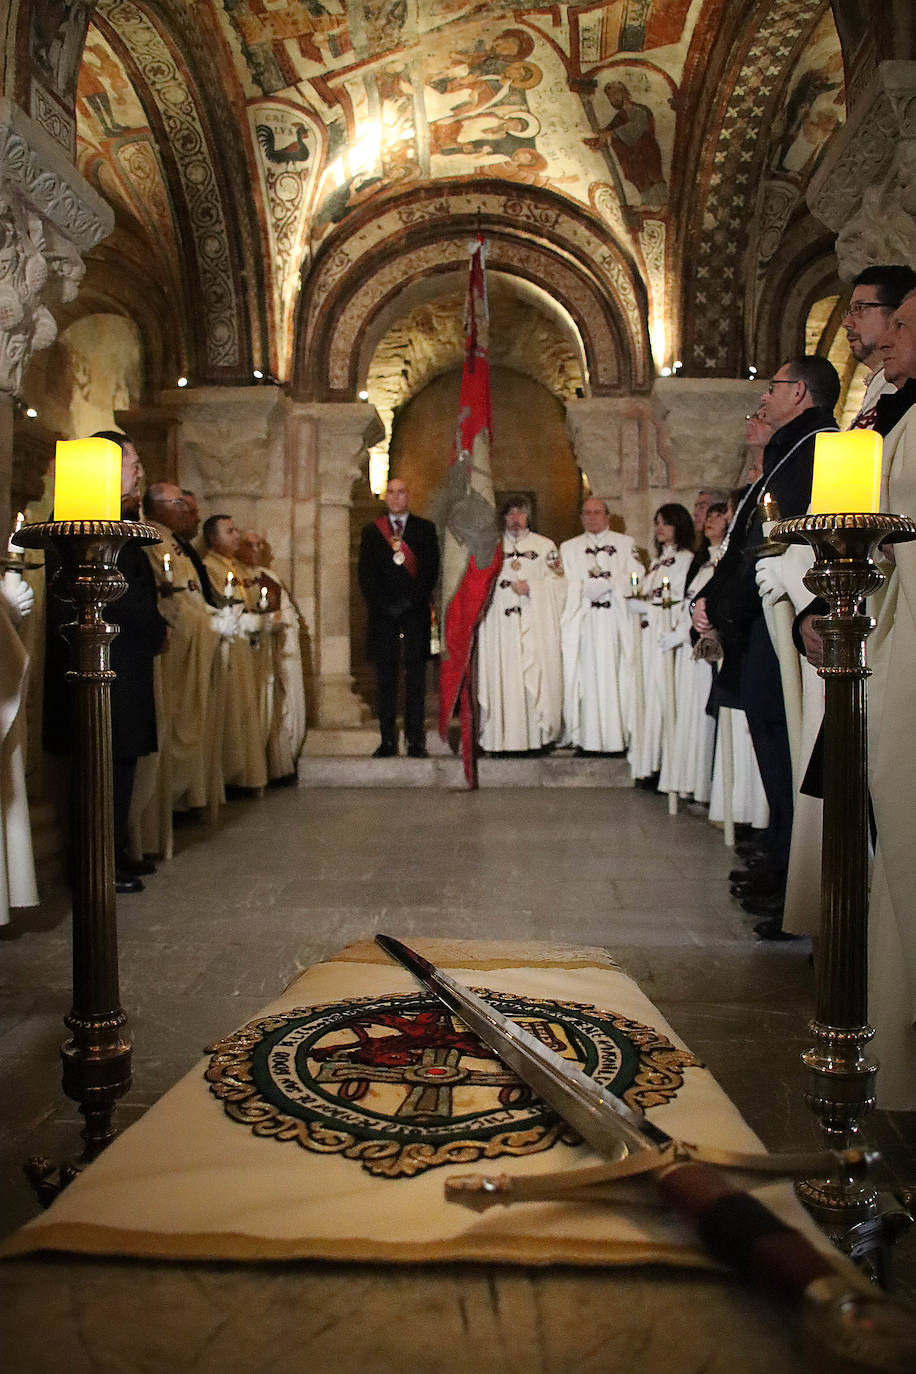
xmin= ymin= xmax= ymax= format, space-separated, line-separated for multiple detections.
xmin=660 ymin=366 xmax=672 ymax=377
xmin=25 ymin=406 xmax=37 ymax=418
xmin=358 ymin=389 xmax=369 ymax=401
xmin=253 ymin=369 xmax=263 ymax=380
xmin=177 ymin=376 xmax=188 ymax=388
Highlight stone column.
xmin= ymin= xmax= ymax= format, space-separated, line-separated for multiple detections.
xmin=808 ymin=61 xmax=916 ymax=277
xmin=652 ymin=377 xmax=763 ymax=499
xmin=166 ymin=381 xmax=286 ymax=535
xmin=0 ymin=98 xmax=113 ymax=538
xmin=566 ymin=382 xmax=759 ymax=544
xmin=295 ymin=403 xmax=384 ymax=729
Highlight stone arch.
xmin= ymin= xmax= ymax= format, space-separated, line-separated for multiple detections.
xmin=292 ymin=181 xmax=650 ymax=402
xmin=80 ymin=0 xmax=259 ymax=382
xmin=678 ymin=0 xmax=836 ymax=376
xmin=752 ymin=226 xmax=841 ymax=373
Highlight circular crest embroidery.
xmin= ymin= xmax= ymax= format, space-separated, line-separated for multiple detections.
xmin=205 ymin=991 xmax=700 ymax=1178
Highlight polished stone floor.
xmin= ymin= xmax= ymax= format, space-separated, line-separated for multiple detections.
xmin=1 ymin=783 xmax=914 ymax=1297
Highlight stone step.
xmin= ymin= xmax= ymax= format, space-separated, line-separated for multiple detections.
xmin=297 ymin=750 xmax=633 ymax=789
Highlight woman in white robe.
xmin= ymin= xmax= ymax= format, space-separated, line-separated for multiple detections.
xmin=627 ymin=505 xmax=694 ymax=782
xmin=658 ymin=505 xmax=729 ymax=802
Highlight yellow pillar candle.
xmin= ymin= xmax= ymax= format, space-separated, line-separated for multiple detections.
xmin=810 ymin=430 xmax=882 ymax=515
xmin=54 ymin=438 xmax=122 ymax=520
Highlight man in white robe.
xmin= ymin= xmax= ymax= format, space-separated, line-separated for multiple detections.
xmin=560 ymin=498 xmax=641 ymax=755
xmin=0 ymin=572 xmax=38 ymax=926
xmin=853 ymin=293 xmax=916 ymax=1107
xmin=478 ymin=496 xmax=564 ymax=753
xmin=756 ymin=266 xmax=915 ymax=938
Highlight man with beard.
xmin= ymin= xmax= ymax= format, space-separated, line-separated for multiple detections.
xmin=477 ymin=495 xmax=565 ymax=754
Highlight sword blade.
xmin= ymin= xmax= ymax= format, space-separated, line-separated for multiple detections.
xmin=374 ymin=934 xmax=916 ymax=1358
xmin=375 ymin=933 xmax=668 ymax=1160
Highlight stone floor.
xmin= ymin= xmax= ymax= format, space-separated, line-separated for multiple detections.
xmin=1 ymin=781 xmax=914 ymax=1303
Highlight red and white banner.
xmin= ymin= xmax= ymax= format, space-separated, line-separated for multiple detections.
xmin=437 ymin=235 xmax=500 ymax=788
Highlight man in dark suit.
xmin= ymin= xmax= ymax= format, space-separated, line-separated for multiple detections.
xmin=44 ymin=432 xmax=168 ymax=892
xmin=358 ymin=477 xmax=439 ymax=758
xmin=693 ymin=356 xmax=840 ymax=939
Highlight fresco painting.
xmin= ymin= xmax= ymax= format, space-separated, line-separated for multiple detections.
xmin=76 ymin=3 xmax=760 ymax=250
xmin=768 ymin=12 xmax=845 ymax=179
xmin=76 ymin=34 xmax=148 ymax=143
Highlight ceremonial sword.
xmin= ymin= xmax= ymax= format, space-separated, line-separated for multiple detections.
xmin=376 ymin=935 xmax=916 ymax=1371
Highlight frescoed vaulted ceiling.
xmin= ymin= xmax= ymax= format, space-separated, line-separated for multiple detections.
xmin=16 ymin=1 xmax=867 ymax=401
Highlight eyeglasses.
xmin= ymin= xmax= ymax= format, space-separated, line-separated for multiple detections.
xmin=845 ymin=301 xmax=889 ymax=317
xmin=766 ymin=379 xmax=799 ymax=393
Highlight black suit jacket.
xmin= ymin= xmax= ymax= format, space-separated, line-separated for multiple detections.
xmin=44 ymin=535 xmax=168 ymax=759
xmin=358 ymin=513 xmax=440 ymax=662
xmin=704 ymin=407 xmax=837 ymax=699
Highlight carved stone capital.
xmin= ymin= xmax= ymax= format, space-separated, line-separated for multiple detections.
xmin=167 ymin=385 xmax=285 ymax=500
xmin=0 ymin=100 xmax=114 ymax=395
xmin=808 ymin=62 xmax=916 ymax=277
xmin=652 ymin=379 xmax=761 ymax=492
xmin=297 ymin=402 xmax=385 ymax=505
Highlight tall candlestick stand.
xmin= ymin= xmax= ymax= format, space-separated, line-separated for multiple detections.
xmin=13 ymin=518 xmax=159 ymax=1201
xmin=773 ymin=512 xmax=915 ymax=1256
xmin=660 ymin=585 xmax=678 ymax=816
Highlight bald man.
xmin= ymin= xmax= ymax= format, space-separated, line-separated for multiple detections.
xmin=559 ymin=498 xmax=642 ymax=755
xmin=358 ymin=478 xmax=439 ymax=757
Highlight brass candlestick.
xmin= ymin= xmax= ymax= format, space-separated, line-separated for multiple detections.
xmin=13 ymin=518 xmax=159 ymax=1199
xmin=773 ymin=512 xmax=916 ymax=1241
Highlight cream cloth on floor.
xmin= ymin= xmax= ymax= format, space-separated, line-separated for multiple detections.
xmin=2 ymin=939 xmax=834 ymax=1270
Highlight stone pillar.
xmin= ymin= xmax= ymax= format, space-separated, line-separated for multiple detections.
xmin=566 ymin=381 xmax=759 ymax=544
xmin=808 ymin=61 xmax=916 ymax=277
xmin=294 ymin=403 xmax=384 ymax=729
xmin=0 ymin=98 xmax=113 ymax=532
xmin=166 ymin=381 xmax=286 ymax=540
xmin=652 ymin=377 xmax=763 ymax=499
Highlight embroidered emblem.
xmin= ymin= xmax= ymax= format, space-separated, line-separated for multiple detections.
xmin=205 ymin=991 xmax=701 ymax=1178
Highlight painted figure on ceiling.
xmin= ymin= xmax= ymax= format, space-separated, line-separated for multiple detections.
xmin=585 ymin=79 xmax=667 ymax=208
xmin=30 ymin=0 xmax=93 ymax=102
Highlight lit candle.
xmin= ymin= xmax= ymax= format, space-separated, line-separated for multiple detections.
xmin=760 ymin=490 xmax=780 ymax=523
xmin=661 ymin=575 xmax=671 ymax=603
xmin=224 ymin=569 xmax=234 ymax=599
xmin=162 ymin=552 xmax=173 ymax=584
xmin=7 ymin=510 xmax=24 ymax=554
xmin=630 ymin=571 xmax=640 ymax=593
xmin=258 ymin=583 xmax=269 ymax=612
xmin=760 ymin=490 xmax=781 ymax=539
xmin=810 ymin=430 xmax=882 ymax=515
xmin=53 ymin=437 xmax=121 ymax=520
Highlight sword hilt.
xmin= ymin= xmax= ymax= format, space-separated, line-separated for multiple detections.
xmin=657 ymin=1162 xmax=916 ymax=1371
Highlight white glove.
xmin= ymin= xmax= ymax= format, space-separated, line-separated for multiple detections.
xmin=658 ymin=627 xmax=683 ymax=652
xmin=240 ymin=611 xmax=261 ymax=638
xmin=213 ymin=606 xmax=239 ymax=640
xmin=2 ymin=571 xmax=34 ymax=623
xmin=585 ymin=577 xmax=613 ymax=602
xmin=626 ymin=596 xmax=646 ymax=616
xmin=755 ymin=558 xmax=787 ymax=608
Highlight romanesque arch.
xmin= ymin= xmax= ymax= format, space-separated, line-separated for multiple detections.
xmin=292 ymin=181 xmax=650 ymax=403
